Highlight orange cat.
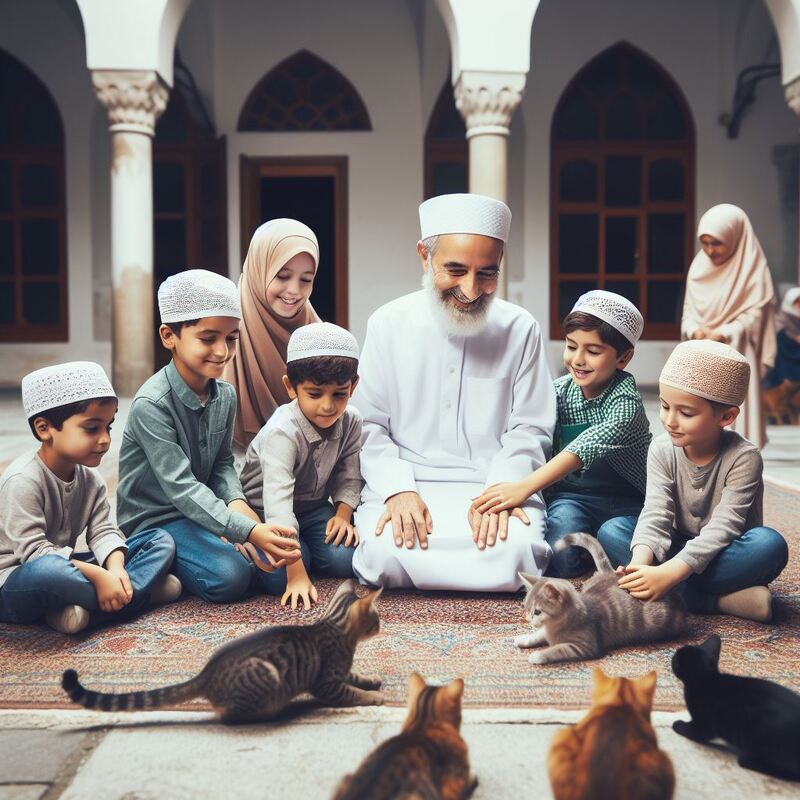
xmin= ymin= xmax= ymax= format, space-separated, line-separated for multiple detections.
xmin=333 ymin=672 xmax=477 ymax=800
xmin=548 ymin=668 xmax=674 ymax=800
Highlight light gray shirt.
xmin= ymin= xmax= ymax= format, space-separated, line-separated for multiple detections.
xmin=240 ymin=400 xmax=363 ymax=532
xmin=0 ymin=450 xmax=127 ymax=588
xmin=632 ymin=431 xmax=763 ymax=574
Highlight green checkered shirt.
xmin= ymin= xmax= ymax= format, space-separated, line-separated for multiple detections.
xmin=553 ymin=370 xmax=651 ymax=495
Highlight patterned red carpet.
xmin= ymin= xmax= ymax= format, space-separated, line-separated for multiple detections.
xmin=1 ymin=484 xmax=797 ymax=711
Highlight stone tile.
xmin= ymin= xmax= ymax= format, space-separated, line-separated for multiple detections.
xmin=0 ymin=729 xmax=84 ymax=783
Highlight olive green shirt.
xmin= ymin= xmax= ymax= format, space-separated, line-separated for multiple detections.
xmin=116 ymin=361 xmax=255 ymax=543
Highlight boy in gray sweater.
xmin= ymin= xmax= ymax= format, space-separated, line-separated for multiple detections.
xmin=239 ymin=323 xmax=363 ymax=610
xmin=0 ymin=362 xmax=178 ymax=634
xmin=598 ymin=340 xmax=788 ymax=622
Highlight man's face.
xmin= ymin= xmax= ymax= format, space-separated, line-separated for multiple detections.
xmin=417 ymin=233 xmax=502 ymax=332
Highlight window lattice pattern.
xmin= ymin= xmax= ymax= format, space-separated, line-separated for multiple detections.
xmin=238 ymin=50 xmax=371 ymax=132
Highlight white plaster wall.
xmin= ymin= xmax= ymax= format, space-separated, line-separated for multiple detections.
xmin=519 ymin=0 xmax=800 ymax=384
xmin=187 ymin=0 xmax=426 ymax=346
xmin=0 ymin=0 xmax=110 ymax=386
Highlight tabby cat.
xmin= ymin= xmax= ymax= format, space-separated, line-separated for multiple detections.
xmin=62 ymin=580 xmax=384 ymax=724
xmin=672 ymin=635 xmax=800 ymax=781
xmin=516 ymin=533 xmax=687 ymax=663
xmin=548 ymin=668 xmax=674 ymax=800
xmin=332 ymin=672 xmax=477 ymax=800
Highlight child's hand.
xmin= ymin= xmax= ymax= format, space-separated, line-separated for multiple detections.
xmin=281 ymin=563 xmax=318 ymax=610
xmin=325 ymin=516 xmax=360 ymax=547
xmin=617 ymin=563 xmax=683 ymax=601
xmin=248 ymin=523 xmax=302 ymax=571
xmin=94 ymin=568 xmax=133 ymax=612
xmin=471 ymin=480 xmax=532 ymax=514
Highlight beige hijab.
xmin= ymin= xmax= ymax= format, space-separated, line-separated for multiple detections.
xmin=682 ymin=204 xmax=776 ymax=374
xmin=225 ymin=219 xmax=320 ymax=449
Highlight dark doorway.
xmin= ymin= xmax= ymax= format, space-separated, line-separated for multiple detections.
xmin=240 ymin=156 xmax=348 ymax=327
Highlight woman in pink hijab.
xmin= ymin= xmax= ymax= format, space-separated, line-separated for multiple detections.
xmin=224 ymin=219 xmax=321 ymax=456
xmin=681 ymin=204 xmax=776 ymax=448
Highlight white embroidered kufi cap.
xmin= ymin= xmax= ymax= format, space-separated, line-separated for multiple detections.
xmin=572 ymin=290 xmax=644 ymax=346
xmin=419 ymin=193 xmax=511 ymax=243
xmin=660 ymin=340 xmax=750 ymax=406
xmin=287 ymin=322 xmax=360 ymax=363
xmin=22 ymin=361 xmax=116 ymax=419
xmin=158 ymin=269 xmax=241 ymax=324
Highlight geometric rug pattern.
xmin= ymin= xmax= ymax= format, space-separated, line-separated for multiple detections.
xmin=1 ymin=484 xmax=797 ymax=711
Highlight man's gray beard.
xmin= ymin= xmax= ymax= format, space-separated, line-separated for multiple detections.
xmin=421 ymin=269 xmax=493 ymax=337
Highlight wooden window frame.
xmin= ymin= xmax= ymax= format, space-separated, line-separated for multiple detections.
xmin=240 ymin=155 xmax=349 ymax=328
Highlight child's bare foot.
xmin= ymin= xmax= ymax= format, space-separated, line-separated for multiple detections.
xmin=717 ymin=586 xmax=772 ymax=622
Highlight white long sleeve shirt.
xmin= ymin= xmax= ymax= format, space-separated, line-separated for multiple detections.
xmin=352 ymin=291 xmax=556 ymax=502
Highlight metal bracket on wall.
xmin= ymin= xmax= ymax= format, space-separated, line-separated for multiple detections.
xmin=719 ymin=63 xmax=781 ymax=139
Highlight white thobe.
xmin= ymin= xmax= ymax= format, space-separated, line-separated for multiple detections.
xmin=351 ymin=291 xmax=556 ymax=591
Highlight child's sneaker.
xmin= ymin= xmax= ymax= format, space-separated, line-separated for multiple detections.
xmin=150 ymin=574 xmax=182 ymax=604
xmin=45 ymin=604 xmax=90 ymax=634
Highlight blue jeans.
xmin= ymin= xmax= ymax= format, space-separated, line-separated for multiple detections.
xmin=0 ymin=529 xmax=175 ymax=625
xmin=597 ymin=516 xmax=789 ymax=614
xmin=158 ymin=503 xmax=355 ymax=602
xmin=545 ymin=491 xmax=643 ymax=577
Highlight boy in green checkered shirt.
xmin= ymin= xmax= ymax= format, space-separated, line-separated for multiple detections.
xmin=472 ymin=290 xmax=651 ymax=576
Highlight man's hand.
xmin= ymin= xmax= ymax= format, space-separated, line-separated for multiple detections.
xmin=247 ymin=523 xmax=302 ymax=571
xmin=471 ymin=479 xmax=534 ymax=514
xmin=694 ymin=327 xmax=728 ymax=343
xmin=617 ymin=560 xmax=691 ymax=601
xmin=468 ymin=504 xmax=529 ymax=550
xmin=375 ymin=492 xmax=433 ymax=550
xmin=281 ymin=562 xmax=318 ymax=610
xmin=93 ymin=568 xmax=133 ymax=612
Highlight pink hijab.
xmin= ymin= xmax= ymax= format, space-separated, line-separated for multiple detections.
xmin=682 ymin=204 xmax=776 ymax=374
xmin=224 ymin=219 xmax=320 ymax=449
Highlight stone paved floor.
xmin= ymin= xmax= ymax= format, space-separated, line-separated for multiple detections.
xmin=1 ymin=389 xmax=798 ymax=798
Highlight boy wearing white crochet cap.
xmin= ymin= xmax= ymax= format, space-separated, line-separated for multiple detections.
xmin=240 ymin=322 xmax=363 ymax=610
xmin=0 ymin=362 xmax=177 ymax=634
xmin=472 ymin=290 xmax=651 ymax=577
xmin=117 ymin=269 xmax=301 ymax=604
xmin=599 ymin=340 xmax=788 ymax=622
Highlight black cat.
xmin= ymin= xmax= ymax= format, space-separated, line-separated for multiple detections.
xmin=671 ymin=634 xmax=800 ymax=781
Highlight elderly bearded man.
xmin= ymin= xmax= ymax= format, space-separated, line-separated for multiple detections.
xmin=351 ymin=193 xmax=556 ymax=591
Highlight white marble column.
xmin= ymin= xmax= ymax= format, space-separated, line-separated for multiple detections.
xmin=454 ymin=70 xmax=525 ymax=297
xmin=92 ymin=70 xmax=169 ymax=396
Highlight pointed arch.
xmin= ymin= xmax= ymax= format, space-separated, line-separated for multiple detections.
xmin=0 ymin=48 xmax=67 ymax=342
xmin=550 ymin=42 xmax=695 ymax=340
xmin=238 ymin=50 xmax=371 ymax=132
xmin=424 ymin=77 xmax=468 ymax=199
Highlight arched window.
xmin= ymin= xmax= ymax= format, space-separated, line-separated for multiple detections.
xmin=153 ymin=86 xmax=227 ymax=367
xmin=238 ymin=50 xmax=371 ymax=132
xmin=424 ymin=78 xmax=468 ymax=199
xmin=551 ymin=43 xmax=695 ymax=339
xmin=0 ymin=49 xmax=67 ymax=342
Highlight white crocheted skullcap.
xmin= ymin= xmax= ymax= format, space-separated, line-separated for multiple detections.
xmin=287 ymin=322 xmax=360 ymax=363
xmin=660 ymin=340 xmax=750 ymax=407
xmin=419 ymin=193 xmax=511 ymax=243
xmin=22 ymin=361 xmax=116 ymax=419
xmin=571 ymin=290 xmax=644 ymax=346
xmin=158 ymin=269 xmax=241 ymax=324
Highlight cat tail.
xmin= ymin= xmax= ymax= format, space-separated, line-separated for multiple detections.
xmin=554 ymin=533 xmax=614 ymax=573
xmin=61 ymin=668 xmax=204 ymax=711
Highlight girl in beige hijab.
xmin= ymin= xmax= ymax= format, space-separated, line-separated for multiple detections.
xmin=225 ymin=219 xmax=320 ymax=454
xmin=681 ymin=204 xmax=776 ymax=448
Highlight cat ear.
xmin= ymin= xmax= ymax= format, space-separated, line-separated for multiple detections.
xmin=543 ymin=582 xmax=561 ymax=600
xmin=638 ymin=670 xmax=658 ymax=705
xmin=444 ymin=677 xmax=465 ymax=701
xmin=518 ymin=572 xmax=538 ymax=590
xmin=700 ymin=635 xmax=721 ymax=665
xmin=408 ymin=672 xmax=427 ymax=702
xmin=592 ymin=667 xmax=608 ymax=688
xmin=359 ymin=586 xmax=383 ymax=612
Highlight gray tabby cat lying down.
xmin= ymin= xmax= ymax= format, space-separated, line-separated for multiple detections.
xmin=516 ymin=533 xmax=687 ymax=664
xmin=62 ymin=580 xmax=384 ymax=724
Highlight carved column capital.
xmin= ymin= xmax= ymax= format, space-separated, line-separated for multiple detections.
xmin=786 ymin=77 xmax=800 ymax=117
xmin=454 ymin=70 xmax=526 ymax=138
xmin=92 ymin=70 xmax=169 ymax=136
